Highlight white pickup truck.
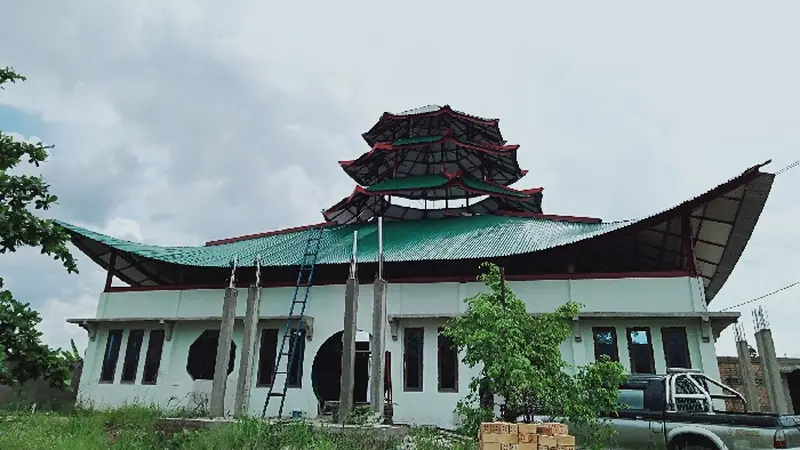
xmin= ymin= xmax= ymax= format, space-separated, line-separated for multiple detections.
xmin=608 ymin=369 xmax=800 ymax=449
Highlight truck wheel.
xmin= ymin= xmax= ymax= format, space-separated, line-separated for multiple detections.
xmin=671 ymin=436 xmax=717 ymax=450
xmin=673 ymin=443 xmax=716 ymax=450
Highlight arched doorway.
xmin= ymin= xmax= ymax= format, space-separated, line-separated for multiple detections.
xmin=311 ymin=330 xmax=371 ymax=408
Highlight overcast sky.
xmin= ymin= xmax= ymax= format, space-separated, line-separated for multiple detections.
xmin=1 ymin=2 xmax=799 ymax=359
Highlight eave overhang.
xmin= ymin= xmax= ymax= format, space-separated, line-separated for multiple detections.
xmin=57 ymin=161 xmax=775 ymax=304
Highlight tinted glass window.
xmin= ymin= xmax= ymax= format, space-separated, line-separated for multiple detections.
xmin=627 ymin=328 xmax=655 ymax=374
xmin=662 ymin=327 xmax=691 ymax=369
xmin=141 ymin=329 xmax=165 ymax=384
xmin=100 ymin=329 xmax=123 ymax=382
xmin=120 ymin=329 xmax=144 ymax=383
xmin=404 ymin=328 xmax=424 ymax=391
xmin=618 ymin=388 xmax=646 ymax=409
xmin=593 ymin=327 xmax=619 ymax=361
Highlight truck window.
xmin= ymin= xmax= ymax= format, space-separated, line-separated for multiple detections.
xmin=618 ymin=387 xmax=646 ymax=410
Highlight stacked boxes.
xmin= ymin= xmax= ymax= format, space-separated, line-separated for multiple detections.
xmin=480 ymin=422 xmax=575 ymax=450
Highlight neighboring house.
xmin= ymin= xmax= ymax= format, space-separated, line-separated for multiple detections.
xmin=718 ymin=356 xmax=800 ymax=414
xmin=0 ymin=360 xmax=82 ymax=408
xmin=62 ymin=105 xmax=775 ymax=428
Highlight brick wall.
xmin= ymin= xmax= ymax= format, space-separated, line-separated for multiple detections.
xmin=717 ymin=356 xmax=800 ymax=413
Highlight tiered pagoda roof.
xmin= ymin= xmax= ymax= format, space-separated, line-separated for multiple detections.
xmin=55 ymin=105 xmax=777 ymax=304
xmin=326 ymin=105 xmax=541 ymax=224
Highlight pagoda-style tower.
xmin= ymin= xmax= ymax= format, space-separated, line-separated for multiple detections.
xmin=324 ymin=105 xmax=544 ymax=224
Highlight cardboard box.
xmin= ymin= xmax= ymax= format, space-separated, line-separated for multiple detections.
xmin=518 ymin=432 xmax=538 ymax=444
xmin=481 ymin=422 xmax=518 ymax=444
xmin=537 ymin=435 xmax=558 ymax=450
xmin=555 ymin=434 xmax=575 ymax=450
xmin=517 ymin=424 xmax=539 ymax=434
xmin=499 ymin=423 xmax=518 ymax=444
xmin=543 ymin=422 xmax=568 ymax=436
xmin=482 ymin=443 xmax=502 ymax=450
xmin=481 ymin=422 xmax=503 ymax=442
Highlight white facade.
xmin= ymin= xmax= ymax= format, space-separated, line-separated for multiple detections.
xmin=76 ymin=275 xmax=730 ymax=428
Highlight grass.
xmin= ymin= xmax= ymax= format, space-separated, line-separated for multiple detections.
xmin=0 ymin=404 xmax=479 ymax=450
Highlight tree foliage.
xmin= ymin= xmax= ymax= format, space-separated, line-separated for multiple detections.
xmin=0 ymin=66 xmax=79 ymax=388
xmin=0 ymin=280 xmax=75 ymax=388
xmin=0 ymin=67 xmax=77 ymax=273
xmin=443 ymin=262 xmax=627 ymax=450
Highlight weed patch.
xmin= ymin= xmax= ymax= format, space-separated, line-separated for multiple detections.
xmin=0 ymin=406 xmax=476 ymax=449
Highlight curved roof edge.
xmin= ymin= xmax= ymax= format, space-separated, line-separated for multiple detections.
xmin=56 ymin=161 xmax=775 ymax=302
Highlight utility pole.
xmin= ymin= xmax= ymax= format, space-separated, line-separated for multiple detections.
xmin=370 ymin=217 xmax=388 ymax=418
xmin=339 ymin=231 xmax=359 ymax=423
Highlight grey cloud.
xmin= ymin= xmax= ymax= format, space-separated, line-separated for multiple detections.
xmin=2 ymin=1 xmax=800 ymax=357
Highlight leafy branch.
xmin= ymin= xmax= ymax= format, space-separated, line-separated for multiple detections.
xmin=0 ymin=66 xmax=79 ymax=389
xmin=443 ymin=262 xmax=627 ymax=450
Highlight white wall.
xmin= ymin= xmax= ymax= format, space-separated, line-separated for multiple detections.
xmin=78 ymin=276 xmax=715 ymax=428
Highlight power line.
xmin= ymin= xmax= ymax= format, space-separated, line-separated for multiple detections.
xmin=718 ymin=280 xmax=800 ymax=312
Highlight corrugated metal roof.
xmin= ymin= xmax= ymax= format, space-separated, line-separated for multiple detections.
xmin=56 ymin=160 xmax=776 ymax=306
xmin=57 ymin=215 xmax=632 ymax=268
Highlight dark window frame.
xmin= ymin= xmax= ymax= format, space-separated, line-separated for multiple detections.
xmin=256 ymin=328 xmax=279 ymax=387
xmin=99 ymin=329 xmax=124 ymax=383
xmin=403 ymin=327 xmax=424 ymax=392
xmin=120 ymin=329 xmax=145 ymax=384
xmin=592 ymin=327 xmax=620 ymax=362
xmin=626 ymin=327 xmax=656 ymax=374
xmin=661 ymin=327 xmax=692 ymax=369
xmin=141 ymin=329 xmax=165 ymax=385
xmin=437 ymin=327 xmax=458 ymax=393
xmin=286 ymin=328 xmax=306 ymax=389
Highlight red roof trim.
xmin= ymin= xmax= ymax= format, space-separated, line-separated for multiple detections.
xmin=341 ymin=133 xmax=521 ymax=168
xmin=495 ymin=210 xmax=601 ymax=224
xmin=380 ymin=132 xmax=519 ymax=152
xmin=379 ymin=105 xmax=499 ymax=126
xmin=205 ymin=222 xmax=336 ymax=246
xmin=104 ymin=270 xmax=692 ymax=292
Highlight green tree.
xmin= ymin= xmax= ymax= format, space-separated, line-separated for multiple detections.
xmin=0 ymin=66 xmax=79 ymax=388
xmin=444 ymin=262 xmax=627 ymax=450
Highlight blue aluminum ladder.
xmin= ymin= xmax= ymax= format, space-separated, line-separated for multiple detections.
xmin=261 ymin=226 xmax=325 ymax=418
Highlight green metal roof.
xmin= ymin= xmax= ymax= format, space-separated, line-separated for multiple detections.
xmin=57 ymin=215 xmax=632 ymax=268
xmin=364 ymin=174 xmax=529 ymax=198
xmin=393 ymin=135 xmax=441 ymax=146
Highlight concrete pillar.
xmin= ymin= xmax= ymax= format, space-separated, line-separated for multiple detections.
xmin=210 ymin=287 xmax=238 ymax=418
xmin=754 ymin=331 xmax=776 ymax=412
xmin=338 ymin=278 xmax=359 ymax=423
xmin=370 ymin=279 xmax=388 ymax=416
xmin=735 ymin=339 xmax=760 ymax=411
xmin=234 ymin=286 xmax=260 ymax=417
xmin=755 ymin=329 xmax=788 ymax=414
